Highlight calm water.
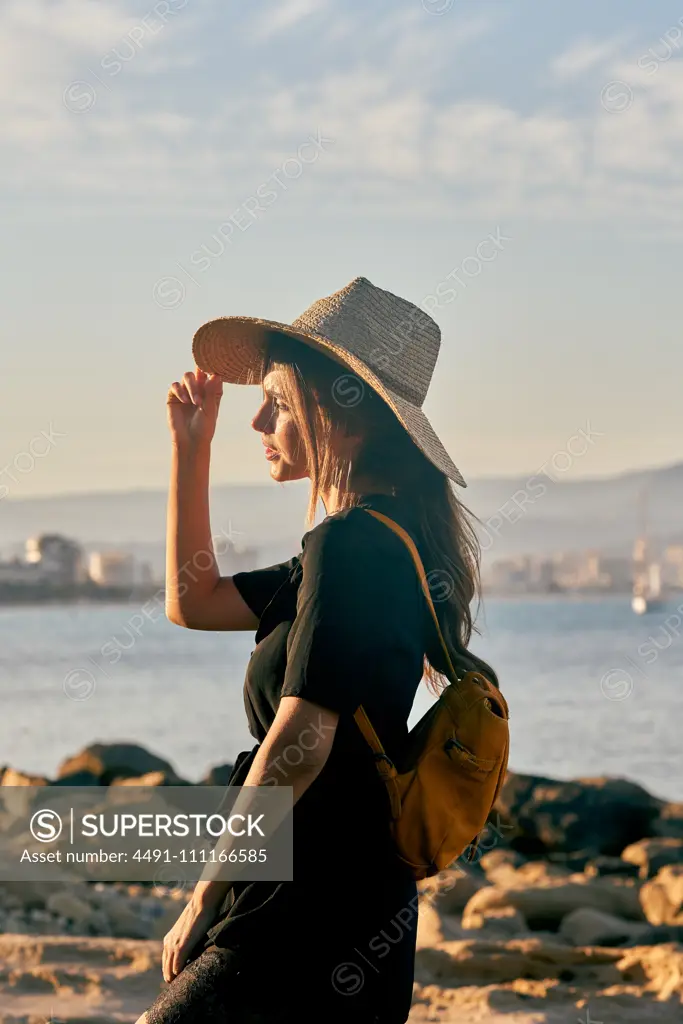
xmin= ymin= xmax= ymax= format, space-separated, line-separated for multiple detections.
xmin=1 ymin=596 xmax=681 ymax=801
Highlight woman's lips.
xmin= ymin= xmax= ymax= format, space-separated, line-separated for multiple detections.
xmin=264 ymin=446 xmax=279 ymax=461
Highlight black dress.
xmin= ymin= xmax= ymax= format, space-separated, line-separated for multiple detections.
xmin=146 ymin=493 xmax=439 ymax=1024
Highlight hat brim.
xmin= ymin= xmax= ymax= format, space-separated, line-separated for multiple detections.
xmin=192 ymin=315 xmax=467 ymax=488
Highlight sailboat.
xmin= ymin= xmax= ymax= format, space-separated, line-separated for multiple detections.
xmin=632 ymin=564 xmax=663 ymax=614
xmin=631 ymin=488 xmax=663 ymax=614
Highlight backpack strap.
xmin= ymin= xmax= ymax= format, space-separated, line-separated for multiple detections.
xmin=352 ymin=508 xmax=459 ymax=779
xmin=361 ymin=508 xmax=460 ymax=683
xmin=358 ymin=509 xmax=508 ymax=722
xmin=353 ymin=709 xmax=403 ymax=819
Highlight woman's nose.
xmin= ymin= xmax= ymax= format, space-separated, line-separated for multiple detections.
xmin=251 ymin=402 xmax=270 ymax=432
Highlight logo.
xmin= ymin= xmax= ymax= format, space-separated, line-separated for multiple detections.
xmin=331 ymin=375 xmax=365 ymax=408
xmin=30 ymin=809 xmax=63 ymax=843
xmin=63 ymin=667 xmax=96 ymax=701
xmin=331 ymin=961 xmax=365 ymax=995
xmin=599 ymin=667 xmax=634 ymax=701
xmin=600 ymin=81 xmax=633 ymax=113
xmin=425 ymin=568 xmax=455 ymax=603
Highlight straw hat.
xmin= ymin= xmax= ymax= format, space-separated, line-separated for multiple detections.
xmin=192 ymin=275 xmax=466 ymax=487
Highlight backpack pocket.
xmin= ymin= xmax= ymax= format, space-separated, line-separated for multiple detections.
xmin=443 ymin=736 xmax=497 ymax=775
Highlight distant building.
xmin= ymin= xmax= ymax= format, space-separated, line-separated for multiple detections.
xmin=552 ymin=552 xmax=580 ymax=590
xmin=88 ymin=551 xmax=136 ymax=587
xmin=139 ymin=561 xmax=155 ymax=585
xmin=0 ymin=557 xmax=46 ymax=585
xmin=24 ymin=534 xmax=86 ymax=585
xmin=578 ymin=550 xmax=611 ymax=589
xmin=527 ymin=558 xmax=555 ymax=590
xmin=552 ymin=550 xmax=614 ymax=590
xmin=663 ymin=545 xmax=683 ymax=588
xmin=665 ymin=544 xmax=683 ymax=565
xmin=599 ymin=556 xmax=633 ymax=591
xmin=485 ymin=556 xmax=534 ymax=592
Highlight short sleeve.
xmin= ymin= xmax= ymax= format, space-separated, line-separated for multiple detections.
xmin=279 ymin=511 xmax=425 ymax=716
xmin=232 ymin=556 xmax=299 ymax=620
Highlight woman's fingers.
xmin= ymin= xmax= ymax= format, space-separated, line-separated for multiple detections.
xmin=203 ymin=373 xmax=223 ymax=408
xmin=165 ymin=949 xmax=178 ymax=983
xmin=182 ymin=370 xmax=202 ymax=406
xmin=168 ymin=381 xmax=191 ymax=404
xmin=168 ymin=369 xmax=220 ymax=409
xmin=173 ymin=948 xmax=187 ymax=979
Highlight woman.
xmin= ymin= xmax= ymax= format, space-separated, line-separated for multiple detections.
xmin=138 ymin=277 xmax=498 ymax=1023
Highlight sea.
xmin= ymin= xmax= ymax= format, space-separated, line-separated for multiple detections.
xmin=1 ymin=596 xmax=681 ymax=802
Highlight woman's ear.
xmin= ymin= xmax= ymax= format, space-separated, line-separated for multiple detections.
xmin=334 ymin=426 xmax=363 ymax=460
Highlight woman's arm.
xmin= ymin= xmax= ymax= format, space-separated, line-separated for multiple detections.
xmin=161 ymin=696 xmax=339 ymax=981
xmin=193 ymin=695 xmax=337 ymax=898
xmin=165 ymin=368 xmax=258 ymax=631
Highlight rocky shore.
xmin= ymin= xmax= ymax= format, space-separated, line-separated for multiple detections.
xmin=1 ymin=743 xmax=682 ymax=1022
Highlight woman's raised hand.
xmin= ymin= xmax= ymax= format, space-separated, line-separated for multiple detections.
xmin=167 ymin=367 xmax=223 ymax=450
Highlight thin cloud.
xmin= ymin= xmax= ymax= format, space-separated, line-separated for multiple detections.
xmin=250 ymin=0 xmax=330 ymax=40
xmin=3 ymin=6 xmax=683 ymax=229
xmin=550 ymin=34 xmax=631 ymax=80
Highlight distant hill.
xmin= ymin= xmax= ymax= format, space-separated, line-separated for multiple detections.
xmin=1 ymin=462 xmax=681 ymax=577
xmin=464 ymin=459 xmax=683 ymax=560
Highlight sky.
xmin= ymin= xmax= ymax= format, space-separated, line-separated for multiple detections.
xmin=2 ymin=0 xmax=683 ymax=499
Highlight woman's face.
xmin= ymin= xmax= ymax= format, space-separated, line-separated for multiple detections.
xmin=251 ymin=369 xmax=309 ymax=483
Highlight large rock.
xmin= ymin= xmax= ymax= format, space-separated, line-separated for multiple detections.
xmin=418 ymin=868 xmax=484 ymax=914
xmin=639 ymin=864 xmax=683 ymax=925
xmin=496 ymin=772 xmax=662 ymax=857
xmin=585 ymin=855 xmax=641 ymax=879
xmin=45 ymin=890 xmax=94 ymax=926
xmin=57 ymin=743 xmax=183 ymax=786
xmin=50 ymin=770 xmax=100 ymax=786
xmin=416 ymin=901 xmax=449 ymax=949
xmin=0 ymin=882 xmax=56 ymax=911
xmin=415 ymin=937 xmax=622 ymax=987
xmin=559 ymin=907 xmax=649 ymax=947
xmin=87 ymin=887 xmax=158 ymax=940
xmin=478 ymin=849 xmax=527 ymax=885
xmin=616 ymin=944 xmax=683 ymax=1001
xmin=462 ymin=877 xmax=643 ymax=932
xmin=461 ymin=903 xmax=528 ymax=937
xmin=651 ymin=802 xmax=683 ymax=839
xmin=0 ymin=767 xmax=50 ymax=786
xmin=105 ymin=901 xmax=153 ymax=940
xmin=496 ymin=859 xmax=573 ymax=886
xmin=621 ymin=837 xmax=683 ymax=879
xmin=111 ymin=770 xmax=190 ymax=787
xmin=200 ymin=763 xmax=235 ymax=786
xmin=623 ymin=924 xmax=683 ymax=946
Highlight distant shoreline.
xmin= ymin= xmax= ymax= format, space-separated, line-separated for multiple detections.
xmin=0 ymin=583 xmax=164 ymax=607
xmin=1 ymin=586 xmax=681 ymax=609
xmin=481 ymin=589 xmax=683 ymax=601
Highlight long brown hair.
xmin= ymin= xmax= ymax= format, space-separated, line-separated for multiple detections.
xmin=263 ymin=330 xmax=499 ymax=694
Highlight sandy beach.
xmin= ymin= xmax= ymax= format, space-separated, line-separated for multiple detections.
xmin=1 ymin=744 xmax=682 ymax=1022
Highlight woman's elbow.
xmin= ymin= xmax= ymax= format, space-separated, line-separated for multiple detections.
xmin=165 ymin=605 xmax=184 ymax=627
xmin=165 ymin=603 xmax=197 ymax=628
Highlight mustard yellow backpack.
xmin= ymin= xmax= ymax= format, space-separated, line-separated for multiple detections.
xmin=353 ymin=509 xmax=510 ymax=880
